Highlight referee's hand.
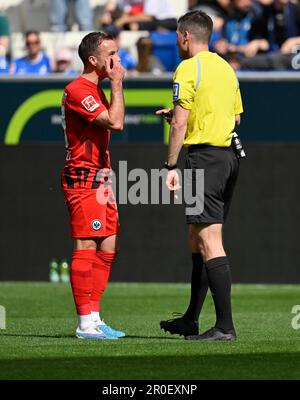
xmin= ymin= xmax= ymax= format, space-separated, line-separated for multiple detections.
xmin=156 ymin=108 xmax=173 ymax=124
xmin=166 ymin=170 xmax=181 ymax=199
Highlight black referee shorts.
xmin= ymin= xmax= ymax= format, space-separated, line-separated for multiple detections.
xmin=185 ymin=144 xmax=239 ymax=225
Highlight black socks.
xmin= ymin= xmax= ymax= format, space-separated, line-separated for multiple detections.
xmin=205 ymin=256 xmax=234 ymax=332
xmin=183 ymin=254 xmax=235 ymax=333
xmin=183 ymin=253 xmax=209 ymax=322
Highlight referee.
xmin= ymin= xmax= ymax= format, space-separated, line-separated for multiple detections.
xmin=158 ymin=10 xmax=243 ymax=341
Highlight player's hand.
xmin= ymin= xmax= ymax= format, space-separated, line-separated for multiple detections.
xmin=166 ymin=170 xmax=181 ymax=199
xmin=156 ymin=108 xmax=173 ymax=124
xmin=105 ymin=56 xmax=126 ymax=82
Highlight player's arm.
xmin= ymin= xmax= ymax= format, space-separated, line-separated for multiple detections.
xmin=94 ymin=56 xmax=125 ymax=131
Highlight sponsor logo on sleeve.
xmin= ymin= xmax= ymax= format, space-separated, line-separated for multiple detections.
xmin=81 ymin=95 xmax=100 ymax=112
xmin=173 ymin=83 xmax=180 ymax=101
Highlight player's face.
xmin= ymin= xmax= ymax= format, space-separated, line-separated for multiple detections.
xmin=91 ymin=39 xmax=120 ymax=77
xmin=176 ymin=29 xmax=189 ymax=59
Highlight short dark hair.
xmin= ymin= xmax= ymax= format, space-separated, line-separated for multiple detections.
xmin=78 ymin=31 xmax=114 ymax=66
xmin=25 ymin=31 xmax=40 ymax=39
xmin=178 ymin=11 xmax=213 ymax=44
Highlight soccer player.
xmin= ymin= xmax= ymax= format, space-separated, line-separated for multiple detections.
xmin=61 ymin=32 xmax=126 ymax=339
xmin=158 ymin=11 xmax=243 ymax=341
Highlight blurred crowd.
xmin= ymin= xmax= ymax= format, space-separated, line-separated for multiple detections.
xmin=0 ymin=0 xmax=300 ymax=75
xmin=195 ymin=0 xmax=300 ymax=70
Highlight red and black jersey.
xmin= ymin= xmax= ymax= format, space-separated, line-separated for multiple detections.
xmin=61 ymin=76 xmax=111 ymax=190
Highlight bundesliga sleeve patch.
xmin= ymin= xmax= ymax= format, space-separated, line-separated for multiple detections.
xmin=81 ymin=95 xmax=100 ymax=112
xmin=173 ymin=83 xmax=180 ymax=101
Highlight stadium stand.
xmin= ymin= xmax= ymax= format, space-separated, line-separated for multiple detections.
xmin=2 ymin=0 xmax=300 ymax=72
xmin=2 ymin=0 xmax=187 ymax=73
xmin=10 ymin=30 xmax=150 ymax=72
xmin=2 ymin=0 xmax=187 ymax=32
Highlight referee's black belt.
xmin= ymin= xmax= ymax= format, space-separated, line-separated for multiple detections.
xmin=187 ymin=144 xmax=232 ymax=153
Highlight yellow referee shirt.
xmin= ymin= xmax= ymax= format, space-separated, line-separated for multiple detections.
xmin=173 ymin=51 xmax=243 ymax=147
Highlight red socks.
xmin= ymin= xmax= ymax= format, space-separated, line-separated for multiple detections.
xmin=90 ymin=251 xmax=117 ymax=313
xmin=70 ymin=249 xmax=117 ymax=316
xmin=70 ymin=250 xmax=95 ymax=316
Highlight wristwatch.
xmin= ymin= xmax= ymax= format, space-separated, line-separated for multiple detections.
xmin=164 ymin=162 xmax=177 ymax=171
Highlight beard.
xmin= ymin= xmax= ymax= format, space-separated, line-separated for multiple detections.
xmin=179 ymin=49 xmax=189 ymax=59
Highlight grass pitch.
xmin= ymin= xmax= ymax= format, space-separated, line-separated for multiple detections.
xmin=0 ymin=282 xmax=300 ymax=380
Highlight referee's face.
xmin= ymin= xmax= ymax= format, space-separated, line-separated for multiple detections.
xmin=176 ymin=29 xmax=188 ymax=59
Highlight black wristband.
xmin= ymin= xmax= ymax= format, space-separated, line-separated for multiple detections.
xmin=164 ymin=162 xmax=177 ymax=171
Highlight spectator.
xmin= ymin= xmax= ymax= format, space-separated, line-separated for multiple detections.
xmin=252 ymin=0 xmax=300 ymax=52
xmin=189 ymin=0 xmax=231 ymax=18
xmin=136 ymin=36 xmax=165 ymax=74
xmin=11 ymin=31 xmax=51 ymax=75
xmin=0 ymin=13 xmax=10 ymax=74
xmin=138 ymin=0 xmax=177 ymax=31
xmin=241 ymin=0 xmax=300 ymax=70
xmin=0 ymin=13 xmax=9 ymax=54
xmin=102 ymin=0 xmax=177 ymax=31
xmin=103 ymin=25 xmax=137 ymax=72
xmin=189 ymin=1 xmax=232 ymax=47
xmin=0 ymin=45 xmax=9 ymax=74
xmin=49 ymin=0 xmax=93 ymax=32
xmin=54 ymin=48 xmax=78 ymax=75
xmin=101 ymin=0 xmax=142 ymax=26
xmin=214 ymin=0 xmax=269 ymax=59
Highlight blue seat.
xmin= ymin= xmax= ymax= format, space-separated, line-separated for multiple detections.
xmin=150 ymin=32 xmax=181 ymax=72
xmin=210 ymin=31 xmax=222 ymax=50
xmin=151 ymin=31 xmax=224 ymax=67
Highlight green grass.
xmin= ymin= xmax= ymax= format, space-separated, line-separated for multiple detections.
xmin=0 ymin=282 xmax=300 ymax=380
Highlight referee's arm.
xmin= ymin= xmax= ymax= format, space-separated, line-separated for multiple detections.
xmin=167 ymin=104 xmax=190 ymax=167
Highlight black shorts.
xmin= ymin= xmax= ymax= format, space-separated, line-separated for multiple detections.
xmin=185 ymin=145 xmax=239 ymax=225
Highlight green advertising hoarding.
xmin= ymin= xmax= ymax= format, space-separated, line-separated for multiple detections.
xmin=0 ymin=78 xmax=172 ymax=145
xmin=1 ymin=73 xmax=300 ymax=144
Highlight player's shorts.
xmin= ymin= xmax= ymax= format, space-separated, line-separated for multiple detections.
xmin=185 ymin=144 xmax=239 ymax=225
xmin=62 ymin=188 xmax=120 ymax=238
